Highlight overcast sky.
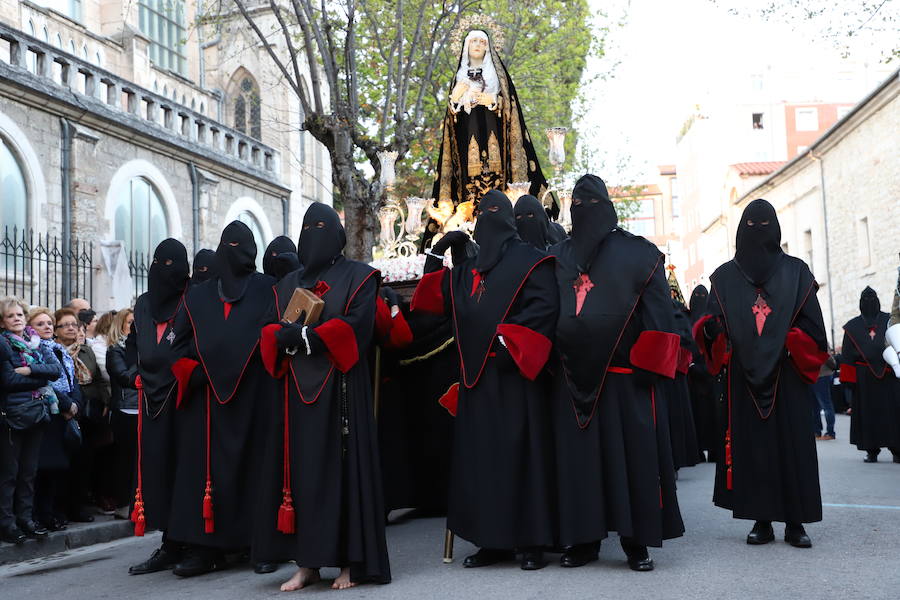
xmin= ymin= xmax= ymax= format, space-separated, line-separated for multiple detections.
xmin=577 ymin=0 xmax=894 ymax=183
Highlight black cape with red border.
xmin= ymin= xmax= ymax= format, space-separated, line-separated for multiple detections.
xmin=841 ymin=312 xmax=900 ymax=451
xmin=549 ymin=229 xmax=684 ymax=548
xmin=253 ymin=258 xmax=391 ymax=584
xmin=410 ymin=240 xmax=558 ymax=549
xmin=166 ymin=272 xmax=276 ymax=548
xmin=133 ymin=292 xmax=183 ymax=531
xmin=697 ymin=256 xmax=826 ymax=523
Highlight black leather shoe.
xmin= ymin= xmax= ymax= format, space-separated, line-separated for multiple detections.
xmin=173 ymin=548 xmax=224 ymax=577
xmin=784 ymin=523 xmax=812 ymax=548
xmin=253 ymin=561 xmax=279 ymax=574
xmin=746 ymin=520 xmax=774 ymax=545
xmin=560 ymin=542 xmax=599 ymax=568
xmin=520 ymin=548 xmax=547 ymax=571
xmin=864 ymin=451 xmax=879 ymax=463
xmin=620 ymin=540 xmax=653 ymax=572
xmin=0 ymin=527 xmax=27 ymax=545
xmin=19 ymin=520 xmax=48 ymax=538
xmin=462 ymin=548 xmax=515 ymax=568
xmin=129 ymin=546 xmax=182 ymax=575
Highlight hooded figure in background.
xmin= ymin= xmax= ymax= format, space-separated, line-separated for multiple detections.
xmin=255 ymin=203 xmax=391 ymax=589
xmin=263 ymin=236 xmax=300 ymax=282
xmin=687 ymin=285 xmax=721 ymax=461
xmin=664 ymin=274 xmax=700 ymax=470
xmin=128 ymin=239 xmax=189 ymax=575
xmin=514 ymin=195 xmax=551 ymax=251
xmin=840 ymin=286 xmax=900 ymax=463
xmin=166 ymin=221 xmax=276 ymax=576
xmin=411 ymin=189 xmax=559 ymax=571
xmin=695 ymin=198 xmax=827 ymax=548
xmin=549 ymin=174 xmax=683 ymax=572
xmin=190 ymin=249 xmax=217 ymax=285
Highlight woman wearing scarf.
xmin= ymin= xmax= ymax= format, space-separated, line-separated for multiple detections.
xmin=412 ymin=190 xmax=559 ymax=571
xmin=54 ymin=308 xmax=108 ymax=524
xmin=0 ymin=296 xmax=60 ymax=544
xmin=27 ymin=307 xmax=81 ymax=532
xmin=105 ymin=309 xmax=139 ymax=521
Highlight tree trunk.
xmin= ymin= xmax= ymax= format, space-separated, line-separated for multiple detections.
xmin=327 ymin=128 xmax=378 ymax=262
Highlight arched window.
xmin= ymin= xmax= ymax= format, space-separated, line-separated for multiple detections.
xmin=233 ymin=75 xmax=261 ymax=141
xmin=0 ymin=137 xmax=28 ymax=233
xmin=236 ymin=210 xmax=267 ymax=271
xmin=114 ymin=177 xmax=169 ymax=258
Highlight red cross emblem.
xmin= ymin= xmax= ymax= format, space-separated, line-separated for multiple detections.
xmin=574 ymin=274 xmax=594 ymax=316
xmin=751 ymin=294 xmax=772 ymax=336
xmin=868 ymin=326 xmax=877 ymax=340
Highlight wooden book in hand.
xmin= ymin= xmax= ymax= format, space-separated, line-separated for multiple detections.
xmin=282 ymin=288 xmax=325 ymax=325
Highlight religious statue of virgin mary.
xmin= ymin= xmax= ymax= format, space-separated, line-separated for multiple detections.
xmin=423 ymin=22 xmax=547 ymax=248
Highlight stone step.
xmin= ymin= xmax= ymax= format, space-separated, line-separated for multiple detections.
xmin=0 ymin=515 xmax=135 ymax=565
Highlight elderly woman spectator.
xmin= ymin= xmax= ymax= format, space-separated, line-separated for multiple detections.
xmin=105 ymin=308 xmax=138 ymax=520
xmin=0 ymin=297 xmax=60 ymax=544
xmin=27 ymin=308 xmax=81 ymax=532
xmin=54 ymin=308 xmax=108 ymax=522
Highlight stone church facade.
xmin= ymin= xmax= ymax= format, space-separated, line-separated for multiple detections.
xmin=1 ymin=0 xmax=329 ymax=309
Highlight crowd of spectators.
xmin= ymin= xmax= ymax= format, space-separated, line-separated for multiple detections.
xmin=0 ymin=296 xmax=138 ymax=545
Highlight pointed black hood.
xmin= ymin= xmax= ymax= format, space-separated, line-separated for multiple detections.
xmin=191 ymin=249 xmax=217 ymax=285
xmin=570 ymin=174 xmax=617 ymax=273
xmin=215 ymin=220 xmax=257 ymax=302
xmin=859 ymin=286 xmax=880 ymax=320
xmin=514 ymin=194 xmax=550 ymax=250
xmin=473 ymin=190 xmax=519 ymax=273
xmin=689 ymin=284 xmax=710 ymax=324
xmin=147 ymin=239 xmax=189 ymax=322
xmin=734 ymin=199 xmax=784 ymax=286
xmin=263 ymin=235 xmax=299 ymax=281
xmin=297 ymin=203 xmax=345 ymax=289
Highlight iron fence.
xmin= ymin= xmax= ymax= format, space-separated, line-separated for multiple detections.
xmin=1 ymin=226 xmax=93 ymax=310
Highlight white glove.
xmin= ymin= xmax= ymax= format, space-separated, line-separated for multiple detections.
xmin=886 ymin=324 xmax=900 ymax=353
xmin=883 ymin=346 xmax=900 ymax=379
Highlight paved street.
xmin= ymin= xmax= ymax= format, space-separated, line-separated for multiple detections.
xmin=2 ymin=414 xmax=898 ymax=600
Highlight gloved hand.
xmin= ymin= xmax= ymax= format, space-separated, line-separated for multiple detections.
xmin=703 ymin=316 xmax=724 ymax=340
xmin=275 ymin=322 xmax=305 ymax=350
xmin=427 ymin=231 xmax=471 ymax=270
xmin=381 ymin=286 xmax=400 ymax=309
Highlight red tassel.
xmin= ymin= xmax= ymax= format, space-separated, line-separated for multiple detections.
xmin=132 ymin=383 xmax=145 ymax=537
xmin=277 ymin=491 xmax=296 ymax=534
xmin=202 ymin=387 xmax=215 ymax=534
xmin=725 ymin=440 xmax=732 ymax=465
xmin=726 ymin=466 xmax=733 ymax=490
xmin=133 ymin=503 xmax=146 ymax=536
xmin=203 ymin=480 xmax=214 ymax=519
xmin=204 ymin=515 xmax=215 ymax=534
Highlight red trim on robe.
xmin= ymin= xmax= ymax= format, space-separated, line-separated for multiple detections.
xmin=785 ymin=327 xmax=828 ymax=384
xmin=677 ymin=346 xmax=692 ymax=375
xmin=692 ymin=314 xmax=729 ymax=375
xmin=410 ymin=268 xmax=447 ymax=315
xmin=496 ymin=323 xmax=552 ymax=381
xmin=438 ymin=383 xmax=459 ymax=417
xmin=260 ymin=323 xmax=289 ymax=378
xmin=374 ymin=296 xmax=393 ymax=340
xmin=155 ymin=323 xmax=167 ymax=345
xmin=171 ymin=357 xmax=200 ymax=409
xmin=387 ymin=311 xmax=413 ymax=349
xmin=629 ymin=330 xmax=679 ymax=379
xmin=223 ymin=301 xmax=232 ymax=320
xmin=839 ymin=362 xmax=857 ymax=383
xmin=314 ymin=318 xmax=359 ymax=373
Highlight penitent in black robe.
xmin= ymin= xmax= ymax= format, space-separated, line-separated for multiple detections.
xmin=841 ymin=312 xmax=900 ymax=453
xmin=697 ymin=256 xmax=827 ymax=524
xmin=664 ymin=302 xmax=701 ymax=469
xmin=132 ymin=293 xmax=182 ymax=532
xmin=254 ymin=259 xmax=391 ymax=584
xmin=411 ymin=242 xmax=559 ymax=550
xmin=551 ymin=230 xmax=684 ymax=549
xmin=167 ymin=273 xmax=276 ymax=548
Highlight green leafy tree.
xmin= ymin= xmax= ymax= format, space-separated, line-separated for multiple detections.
xmin=225 ymin=0 xmax=604 ymax=260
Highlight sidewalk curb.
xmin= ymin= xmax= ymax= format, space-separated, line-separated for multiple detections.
xmin=0 ymin=517 xmax=134 ymax=565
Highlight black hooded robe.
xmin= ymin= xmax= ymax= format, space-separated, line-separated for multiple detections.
xmin=687 ymin=286 xmax=721 ymax=460
xmin=132 ymin=239 xmax=189 ymax=535
xmin=841 ymin=289 xmax=900 ymax=454
xmin=696 ymin=200 xmax=827 ymax=524
xmin=412 ymin=192 xmax=559 ymax=550
xmin=664 ymin=302 xmax=701 ymax=469
xmin=253 ymin=205 xmax=390 ymax=584
xmin=167 ymin=224 xmax=277 ymax=549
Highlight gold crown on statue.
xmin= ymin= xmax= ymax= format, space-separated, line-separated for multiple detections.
xmin=449 ymin=14 xmax=505 ymax=54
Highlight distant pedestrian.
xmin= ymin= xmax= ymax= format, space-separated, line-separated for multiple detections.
xmin=813 ymin=352 xmax=837 ymax=440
